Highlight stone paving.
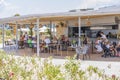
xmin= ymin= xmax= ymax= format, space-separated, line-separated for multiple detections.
xmin=10 ymin=47 xmax=120 ymax=62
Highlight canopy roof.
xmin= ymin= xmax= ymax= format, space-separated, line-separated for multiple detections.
xmin=0 ymin=5 xmax=120 ymax=24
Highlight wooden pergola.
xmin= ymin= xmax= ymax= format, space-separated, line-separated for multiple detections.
xmin=0 ymin=9 xmax=120 ymax=56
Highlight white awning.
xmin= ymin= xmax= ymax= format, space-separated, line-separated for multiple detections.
xmin=0 ymin=5 xmax=120 ymax=24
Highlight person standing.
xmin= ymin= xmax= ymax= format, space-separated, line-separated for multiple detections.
xmin=100 ymin=32 xmax=107 ymax=39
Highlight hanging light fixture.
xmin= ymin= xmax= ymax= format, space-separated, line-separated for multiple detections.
xmin=86 ymin=21 xmax=91 ymax=26
xmin=75 ymin=23 xmax=78 ymax=27
xmin=59 ymin=22 xmax=64 ymax=27
xmin=30 ymin=23 xmax=34 ymax=28
xmin=39 ymin=24 xmax=42 ymax=28
xmin=86 ymin=17 xmax=91 ymax=26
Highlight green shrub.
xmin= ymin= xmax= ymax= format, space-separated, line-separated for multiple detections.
xmin=0 ymin=50 xmax=119 ymax=80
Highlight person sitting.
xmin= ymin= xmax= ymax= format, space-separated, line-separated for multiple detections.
xmin=60 ymin=35 xmax=65 ymax=44
xmin=44 ymin=36 xmax=51 ymax=47
xmin=109 ymin=44 xmax=116 ymax=57
xmin=43 ymin=36 xmax=51 ymax=52
xmin=94 ymin=42 xmax=103 ymax=54
xmin=52 ymin=36 xmax=58 ymax=44
xmin=101 ymin=41 xmax=113 ymax=57
xmin=31 ymin=38 xmax=37 ymax=52
xmin=32 ymin=38 xmax=37 ymax=47
xmin=115 ymin=42 xmax=120 ymax=57
xmin=19 ymin=35 xmax=24 ymax=48
xmin=40 ymin=41 xmax=45 ymax=53
xmin=83 ymin=36 xmax=91 ymax=45
xmin=24 ymin=32 xmax=28 ymax=43
xmin=27 ymin=37 xmax=32 ymax=48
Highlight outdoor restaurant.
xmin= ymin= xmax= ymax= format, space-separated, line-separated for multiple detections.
xmin=0 ymin=6 xmax=120 ymax=61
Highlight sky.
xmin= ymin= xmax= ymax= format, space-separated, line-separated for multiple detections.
xmin=0 ymin=0 xmax=120 ymax=18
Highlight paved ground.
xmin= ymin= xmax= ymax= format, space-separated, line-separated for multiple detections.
xmin=51 ymin=58 xmax=120 ymax=77
xmin=3 ymin=47 xmax=119 ymax=62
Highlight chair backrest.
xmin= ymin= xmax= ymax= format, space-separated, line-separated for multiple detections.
xmin=82 ymin=45 xmax=89 ymax=54
xmin=75 ymin=46 xmax=81 ymax=54
xmin=75 ymin=45 xmax=89 ymax=54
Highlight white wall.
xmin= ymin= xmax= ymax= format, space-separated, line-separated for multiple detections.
xmin=68 ymin=16 xmax=116 ymax=27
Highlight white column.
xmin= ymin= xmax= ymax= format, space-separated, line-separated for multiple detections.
xmin=52 ymin=22 xmax=54 ymax=36
xmin=51 ymin=21 xmax=56 ymax=36
xmin=2 ymin=24 xmax=5 ymax=49
xmin=16 ymin=23 xmax=18 ymax=51
xmin=54 ymin=24 xmax=56 ymax=36
xmin=37 ymin=18 xmax=40 ymax=56
xmin=78 ymin=17 xmax=81 ymax=46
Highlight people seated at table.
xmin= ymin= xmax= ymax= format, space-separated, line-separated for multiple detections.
xmin=52 ymin=36 xmax=58 ymax=44
xmin=115 ymin=42 xmax=120 ymax=57
xmin=44 ymin=36 xmax=51 ymax=47
xmin=94 ymin=41 xmax=103 ymax=54
xmin=32 ymin=38 xmax=37 ymax=47
xmin=20 ymin=35 xmax=23 ymax=41
xmin=109 ymin=43 xmax=116 ymax=56
xmin=31 ymin=38 xmax=37 ymax=52
xmin=101 ymin=41 xmax=115 ymax=57
xmin=83 ymin=36 xmax=91 ymax=45
xmin=59 ymin=35 xmax=70 ymax=50
xmin=18 ymin=35 xmax=25 ymax=48
xmin=6 ymin=38 xmax=13 ymax=45
xmin=94 ymin=37 xmax=102 ymax=51
xmin=64 ymin=36 xmax=70 ymax=46
xmin=51 ymin=36 xmax=58 ymax=49
xmin=60 ymin=35 xmax=66 ymax=44
xmin=40 ymin=41 xmax=46 ymax=53
xmin=24 ymin=32 xmax=28 ymax=42
xmin=27 ymin=37 xmax=32 ymax=48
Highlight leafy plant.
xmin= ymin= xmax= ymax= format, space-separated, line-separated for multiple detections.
xmin=6 ymin=30 xmax=11 ymax=36
xmin=0 ymin=50 xmax=119 ymax=80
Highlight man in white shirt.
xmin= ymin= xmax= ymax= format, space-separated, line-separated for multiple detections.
xmin=44 ymin=36 xmax=51 ymax=47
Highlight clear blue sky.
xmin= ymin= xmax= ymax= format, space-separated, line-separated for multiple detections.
xmin=0 ymin=0 xmax=120 ymax=18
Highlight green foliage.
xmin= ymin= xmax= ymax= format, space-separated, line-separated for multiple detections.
xmin=14 ymin=14 xmax=20 ymax=16
xmin=6 ymin=30 xmax=11 ymax=36
xmin=46 ymin=29 xmax=52 ymax=39
xmin=43 ymin=59 xmax=62 ymax=80
xmin=0 ymin=50 xmax=119 ymax=80
xmin=29 ymin=28 xmax=33 ymax=37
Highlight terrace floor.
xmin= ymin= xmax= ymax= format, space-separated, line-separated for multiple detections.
xmin=5 ymin=47 xmax=120 ymax=62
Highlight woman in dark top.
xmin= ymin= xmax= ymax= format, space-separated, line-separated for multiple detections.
xmin=83 ymin=36 xmax=90 ymax=45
